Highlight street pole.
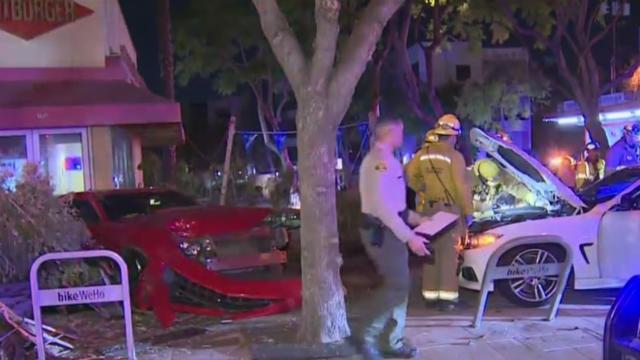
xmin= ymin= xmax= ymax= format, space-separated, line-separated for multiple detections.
xmin=220 ymin=116 xmax=236 ymax=206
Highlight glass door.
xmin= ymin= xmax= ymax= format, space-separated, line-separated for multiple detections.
xmin=34 ymin=128 xmax=90 ymax=195
xmin=0 ymin=131 xmax=34 ymax=190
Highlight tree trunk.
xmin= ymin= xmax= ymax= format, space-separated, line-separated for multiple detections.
xmin=423 ymin=46 xmax=444 ymax=117
xmin=583 ymin=104 xmax=609 ymax=150
xmin=252 ymin=0 xmax=404 ymax=345
xmin=296 ymin=96 xmax=349 ymax=343
xmin=389 ymin=4 xmax=435 ymax=126
xmin=157 ymin=0 xmax=176 ymax=185
xmin=422 ymin=0 xmax=444 ymax=118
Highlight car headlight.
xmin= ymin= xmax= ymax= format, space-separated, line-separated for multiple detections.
xmin=264 ymin=210 xmax=300 ymax=229
xmin=464 ymin=233 xmax=502 ymax=249
xmin=176 ymin=236 xmax=217 ymax=264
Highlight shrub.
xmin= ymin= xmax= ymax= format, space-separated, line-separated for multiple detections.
xmin=0 ymin=164 xmax=92 ymax=286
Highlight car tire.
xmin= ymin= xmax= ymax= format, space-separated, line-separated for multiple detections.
xmin=496 ymin=244 xmax=566 ymax=308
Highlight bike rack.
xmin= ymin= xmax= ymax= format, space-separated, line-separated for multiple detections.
xmin=472 ymin=236 xmax=573 ymax=328
xmin=29 ymin=250 xmax=136 ymax=359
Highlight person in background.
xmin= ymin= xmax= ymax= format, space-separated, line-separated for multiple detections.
xmin=549 ymin=155 xmax=576 ymax=189
xmin=472 ymin=158 xmax=547 ymax=217
xmin=576 ymin=141 xmax=605 ymax=190
xmin=406 ymin=114 xmax=473 ymax=311
xmin=356 ymin=117 xmax=430 ymax=360
xmin=412 ymin=130 xmax=439 ymax=213
xmin=606 ymin=124 xmax=640 ymax=175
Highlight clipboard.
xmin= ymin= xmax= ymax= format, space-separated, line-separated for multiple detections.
xmin=414 ymin=211 xmax=459 ymax=240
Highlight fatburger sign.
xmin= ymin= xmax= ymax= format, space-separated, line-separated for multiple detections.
xmin=0 ymin=0 xmax=93 ymax=40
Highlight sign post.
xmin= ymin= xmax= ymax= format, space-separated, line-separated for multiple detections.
xmin=29 ymin=250 xmax=136 ymax=359
xmin=472 ymin=237 xmax=573 ymax=328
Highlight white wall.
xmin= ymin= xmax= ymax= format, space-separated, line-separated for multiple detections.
xmin=0 ymin=0 xmax=135 ymax=68
xmin=411 ymin=42 xmax=528 ymax=88
xmin=432 ymin=42 xmax=483 ymax=86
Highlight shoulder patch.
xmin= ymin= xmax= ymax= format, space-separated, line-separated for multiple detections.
xmin=374 ymin=161 xmax=388 ymax=171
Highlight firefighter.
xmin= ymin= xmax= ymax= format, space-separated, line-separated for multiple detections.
xmin=406 ymin=114 xmax=473 ymax=311
xmin=472 ymin=158 xmax=546 ymax=217
xmin=550 ymin=155 xmax=577 ymax=189
xmin=414 ymin=130 xmax=439 ymax=212
xmin=606 ymin=124 xmax=640 ymax=175
xmin=576 ymin=142 xmax=605 ymax=190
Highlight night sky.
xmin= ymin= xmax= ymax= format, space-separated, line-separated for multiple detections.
xmin=118 ymin=0 xmax=212 ymax=103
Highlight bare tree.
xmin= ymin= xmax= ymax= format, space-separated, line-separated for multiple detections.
xmin=252 ymin=0 xmax=403 ymax=343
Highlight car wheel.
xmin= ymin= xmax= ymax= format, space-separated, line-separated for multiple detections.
xmin=496 ymin=244 xmax=565 ymax=308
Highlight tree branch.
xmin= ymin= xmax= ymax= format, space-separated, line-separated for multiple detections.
xmin=253 ymin=0 xmax=308 ymax=94
xmin=601 ymin=56 xmax=640 ymax=94
xmin=589 ymin=7 xmax=623 ymax=48
xmin=497 ymin=0 xmax=552 ymax=47
xmin=276 ymin=83 xmax=291 ymax=121
xmin=309 ymin=0 xmax=341 ymax=89
xmin=328 ymin=0 xmax=404 ymax=120
xmin=585 ymin=0 xmax=607 ymax=39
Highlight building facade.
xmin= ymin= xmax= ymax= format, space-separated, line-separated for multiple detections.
xmin=0 ymin=0 xmax=181 ymax=194
xmin=409 ymin=42 xmax=533 ymax=152
xmin=544 ymin=92 xmax=640 ymax=147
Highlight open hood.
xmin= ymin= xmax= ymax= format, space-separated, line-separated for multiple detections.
xmin=470 ymin=128 xmax=586 ymax=209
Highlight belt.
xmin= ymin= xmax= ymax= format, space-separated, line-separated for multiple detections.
xmin=360 ymin=210 xmax=411 ymax=247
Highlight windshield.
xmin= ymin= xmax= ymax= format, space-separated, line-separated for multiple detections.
xmin=100 ymin=190 xmax=198 ymax=221
xmin=578 ymin=168 xmax=640 ymax=207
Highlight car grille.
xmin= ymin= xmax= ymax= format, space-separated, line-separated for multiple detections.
xmin=213 ymin=227 xmax=276 ymax=257
xmin=167 ymin=270 xmax=272 ymax=311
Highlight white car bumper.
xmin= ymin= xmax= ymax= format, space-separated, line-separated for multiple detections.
xmin=459 ymin=245 xmax=496 ymax=292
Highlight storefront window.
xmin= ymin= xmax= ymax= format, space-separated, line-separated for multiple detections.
xmin=111 ymin=128 xmax=135 ymax=189
xmin=0 ymin=136 xmax=28 ymax=191
xmin=39 ymin=133 xmax=86 ymax=195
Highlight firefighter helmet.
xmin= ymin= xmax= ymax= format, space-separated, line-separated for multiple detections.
xmin=474 ymin=158 xmax=501 ymax=181
xmin=433 ymin=114 xmax=462 ymax=136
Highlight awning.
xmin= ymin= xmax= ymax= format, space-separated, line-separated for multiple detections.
xmin=0 ymin=80 xmax=183 ymax=143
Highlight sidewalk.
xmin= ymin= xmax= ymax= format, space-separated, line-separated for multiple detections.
xmin=117 ymin=306 xmax=605 ymax=360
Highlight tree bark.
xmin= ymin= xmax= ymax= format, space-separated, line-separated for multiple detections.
xmin=296 ymin=96 xmax=348 ymax=342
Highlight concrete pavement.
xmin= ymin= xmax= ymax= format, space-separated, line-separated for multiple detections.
xmin=127 ymin=306 xmax=606 ymax=360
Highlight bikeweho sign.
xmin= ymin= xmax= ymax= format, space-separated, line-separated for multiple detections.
xmin=472 ymin=238 xmax=573 ymax=328
xmin=0 ymin=0 xmax=94 ymax=40
xmin=30 ymin=250 xmax=136 ymax=359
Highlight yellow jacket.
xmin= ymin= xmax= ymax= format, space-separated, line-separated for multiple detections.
xmin=576 ymin=159 xmax=605 ymax=189
xmin=406 ymin=141 xmax=473 ymax=216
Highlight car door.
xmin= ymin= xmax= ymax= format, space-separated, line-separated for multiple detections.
xmin=598 ymin=185 xmax=640 ymax=281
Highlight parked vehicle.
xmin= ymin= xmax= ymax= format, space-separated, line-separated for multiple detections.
xmin=68 ymin=188 xmax=301 ymax=326
xmin=604 ymin=275 xmax=640 ymax=360
xmin=461 ymin=128 xmax=640 ymax=307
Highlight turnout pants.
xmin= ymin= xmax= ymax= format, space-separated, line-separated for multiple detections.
xmin=355 ymin=226 xmax=410 ymax=350
xmin=421 ymin=203 xmax=463 ymax=302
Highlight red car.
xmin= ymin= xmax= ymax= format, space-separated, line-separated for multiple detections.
xmin=68 ymin=188 xmax=302 ymax=327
